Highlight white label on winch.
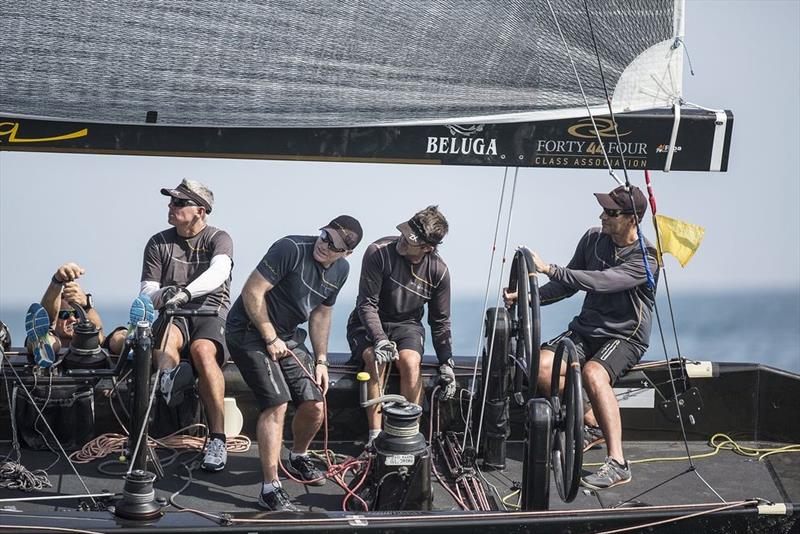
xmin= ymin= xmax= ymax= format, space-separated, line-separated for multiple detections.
xmin=385 ymin=454 xmax=415 ymax=466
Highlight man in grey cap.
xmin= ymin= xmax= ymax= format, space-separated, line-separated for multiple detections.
xmin=225 ymin=215 xmax=363 ymax=511
xmin=505 ymin=184 xmax=658 ymax=490
xmin=140 ymin=178 xmax=234 ymax=473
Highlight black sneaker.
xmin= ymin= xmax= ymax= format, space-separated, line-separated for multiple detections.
xmin=583 ymin=424 xmax=606 ymax=452
xmin=257 ymin=486 xmax=298 ymax=512
xmin=285 ymin=454 xmax=326 ymax=486
xmin=581 ymin=456 xmax=632 ymax=490
xmin=159 ymin=362 xmax=194 ymax=407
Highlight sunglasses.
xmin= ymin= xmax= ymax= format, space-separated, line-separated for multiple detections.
xmin=169 ymin=198 xmax=198 ymax=208
xmin=603 ymin=208 xmax=624 ymax=217
xmin=320 ymin=230 xmax=347 ymax=253
xmin=58 ymin=310 xmax=78 ymax=320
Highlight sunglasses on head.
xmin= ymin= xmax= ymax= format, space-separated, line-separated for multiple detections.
xmin=169 ymin=198 xmax=198 ymax=208
xmin=603 ymin=208 xmax=625 ymax=217
xmin=320 ymin=230 xmax=347 ymax=253
xmin=58 ymin=310 xmax=78 ymax=320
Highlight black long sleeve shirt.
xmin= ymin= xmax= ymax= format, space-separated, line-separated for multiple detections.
xmin=347 ymin=237 xmax=453 ymax=363
xmin=541 ymin=228 xmax=659 ymax=353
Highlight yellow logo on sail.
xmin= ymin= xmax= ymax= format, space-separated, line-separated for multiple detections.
xmin=0 ymin=122 xmax=88 ymax=143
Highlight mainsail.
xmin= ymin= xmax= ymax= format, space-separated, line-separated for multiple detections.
xmin=0 ymin=0 xmax=730 ymax=171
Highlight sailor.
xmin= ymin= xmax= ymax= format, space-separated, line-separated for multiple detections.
xmin=26 ymin=262 xmax=107 ymax=355
xmin=225 ymin=215 xmax=363 ymax=511
xmin=346 ymin=206 xmax=453 ymax=446
xmin=505 ymin=185 xmax=658 ymax=490
xmin=140 ymin=179 xmax=234 ymax=473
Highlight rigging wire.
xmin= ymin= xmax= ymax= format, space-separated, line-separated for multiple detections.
xmin=462 ymin=166 xmax=509 ymax=451
xmin=472 ymin=167 xmax=519 ymax=455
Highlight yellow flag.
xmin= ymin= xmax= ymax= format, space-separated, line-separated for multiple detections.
xmin=654 ymin=214 xmax=705 ymax=267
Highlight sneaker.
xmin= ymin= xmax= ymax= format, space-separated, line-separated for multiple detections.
xmin=258 ymin=486 xmax=299 ymax=512
xmin=581 ymin=456 xmax=632 ymax=490
xmin=129 ymin=295 xmax=155 ymax=327
xmin=159 ymin=362 xmax=194 ymax=407
xmin=201 ymin=437 xmax=227 ymax=472
xmin=285 ymin=453 xmax=326 ymax=486
xmin=25 ymin=303 xmax=56 ymax=368
xmin=583 ymin=424 xmax=606 ymax=452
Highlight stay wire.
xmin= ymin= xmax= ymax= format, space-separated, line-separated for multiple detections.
xmin=473 ymin=167 xmax=519 ymax=455
xmin=580 ymin=0 xmax=719 ymax=500
xmin=462 ymin=166 xmax=509 ymax=451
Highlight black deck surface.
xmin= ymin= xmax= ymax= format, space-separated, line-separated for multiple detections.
xmin=1 ymin=439 xmax=796 ymax=516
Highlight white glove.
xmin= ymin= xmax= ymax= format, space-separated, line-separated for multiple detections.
xmin=374 ymin=339 xmax=399 ymax=365
xmin=438 ymin=359 xmax=457 ymax=400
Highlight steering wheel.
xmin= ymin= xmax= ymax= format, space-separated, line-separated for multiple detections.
xmin=549 ymin=338 xmax=584 ymax=502
xmin=508 ymin=247 xmax=541 ymax=401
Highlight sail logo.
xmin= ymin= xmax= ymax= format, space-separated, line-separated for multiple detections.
xmin=426 ymin=124 xmax=498 ymax=156
xmin=0 ymin=121 xmax=88 ymax=143
xmin=567 ymin=118 xmax=630 ymax=139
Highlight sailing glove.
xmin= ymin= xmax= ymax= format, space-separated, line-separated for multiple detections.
xmin=374 ymin=339 xmax=399 ymax=365
xmin=163 ymin=287 xmax=192 ymax=309
xmin=438 ymin=359 xmax=457 ymax=400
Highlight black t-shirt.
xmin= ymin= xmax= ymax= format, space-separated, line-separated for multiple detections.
xmin=140 ymin=225 xmax=233 ymax=318
xmin=541 ymin=227 xmax=659 ymax=353
xmin=347 ymin=236 xmax=452 ymax=363
xmin=227 ymin=235 xmax=349 ymax=340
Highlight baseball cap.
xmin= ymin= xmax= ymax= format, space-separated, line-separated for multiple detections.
xmin=161 ymin=179 xmax=214 ymax=213
xmin=320 ymin=215 xmax=363 ymax=251
xmin=594 ymin=185 xmax=647 ymax=218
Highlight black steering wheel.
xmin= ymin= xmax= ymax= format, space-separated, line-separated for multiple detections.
xmin=508 ymin=247 xmax=541 ymax=401
xmin=549 ymin=338 xmax=584 ymax=502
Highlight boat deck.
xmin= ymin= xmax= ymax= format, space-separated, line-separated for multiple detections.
xmin=2 ymin=438 xmax=797 ymax=529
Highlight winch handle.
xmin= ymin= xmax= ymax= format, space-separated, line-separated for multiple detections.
xmin=356 ymin=371 xmax=408 ymax=407
xmin=164 ymin=309 xmax=217 ymax=317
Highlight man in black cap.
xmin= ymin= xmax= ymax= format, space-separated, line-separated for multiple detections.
xmin=346 ymin=205 xmax=453 ymax=446
xmin=225 ymin=215 xmax=363 ymax=511
xmin=505 ymin=185 xmax=658 ymax=490
xmin=140 ymin=178 xmax=234 ymax=473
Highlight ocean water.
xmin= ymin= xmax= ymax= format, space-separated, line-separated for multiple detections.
xmin=2 ymin=290 xmax=798 ymax=373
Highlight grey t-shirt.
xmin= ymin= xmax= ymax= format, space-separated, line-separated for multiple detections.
xmin=541 ymin=227 xmax=658 ymax=353
xmin=227 ymin=235 xmax=349 ymax=340
xmin=140 ymin=225 xmax=234 ymax=318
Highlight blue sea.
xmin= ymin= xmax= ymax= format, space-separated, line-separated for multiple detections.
xmin=2 ymin=291 xmax=798 ymax=373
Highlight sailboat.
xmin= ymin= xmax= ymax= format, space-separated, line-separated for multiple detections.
xmin=1 ymin=1 xmax=797 ymax=533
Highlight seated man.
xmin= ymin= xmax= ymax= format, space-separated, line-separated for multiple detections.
xmin=25 ymin=262 xmax=107 ymax=363
xmin=505 ymin=185 xmax=658 ymax=490
xmin=140 ymin=179 xmax=234 ymax=473
xmin=346 ymin=206 xmax=454 ymax=446
xmin=226 ymin=215 xmax=363 ymax=511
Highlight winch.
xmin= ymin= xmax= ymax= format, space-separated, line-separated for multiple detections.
xmin=62 ymin=304 xmax=109 ymax=371
xmin=349 ymin=372 xmax=432 ymax=511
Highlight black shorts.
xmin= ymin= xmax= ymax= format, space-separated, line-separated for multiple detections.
xmin=152 ymin=314 xmax=228 ymax=366
xmin=226 ymin=327 xmax=323 ymax=410
xmin=346 ymin=321 xmax=425 ymax=364
xmin=542 ymin=330 xmax=642 ymax=385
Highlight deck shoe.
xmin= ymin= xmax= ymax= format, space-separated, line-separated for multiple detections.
xmin=583 ymin=424 xmax=606 ymax=452
xmin=257 ymin=482 xmax=299 ymax=512
xmin=25 ymin=303 xmax=56 ymax=368
xmin=201 ymin=437 xmax=227 ymax=472
xmin=129 ymin=295 xmax=155 ymax=327
xmin=286 ymin=453 xmax=326 ymax=486
xmin=159 ymin=362 xmax=194 ymax=407
xmin=581 ymin=456 xmax=632 ymax=490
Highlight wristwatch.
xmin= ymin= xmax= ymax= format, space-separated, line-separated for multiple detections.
xmin=84 ymin=293 xmax=94 ymax=310
xmin=315 ymin=359 xmax=329 ymax=367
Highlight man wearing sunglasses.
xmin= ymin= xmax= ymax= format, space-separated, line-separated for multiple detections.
xmin=140 ymin=179 xmax=234 ymax=473
xmin=504 ymin=185 xmax=658 ymax=491
xmin=28 ymin=262 xmax=106 ymax=354
xmin=346 ymin=205 xmax=453 ymax=447
xmin=225 ymin=215 xmax=362 ymax=511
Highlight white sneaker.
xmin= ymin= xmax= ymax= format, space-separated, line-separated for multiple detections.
xmin=201 ymin=437 xmax=227 ymax=472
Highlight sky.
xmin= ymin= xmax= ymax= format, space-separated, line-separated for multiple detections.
xmin=1 ymin=1 xmax=799 ymax=343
